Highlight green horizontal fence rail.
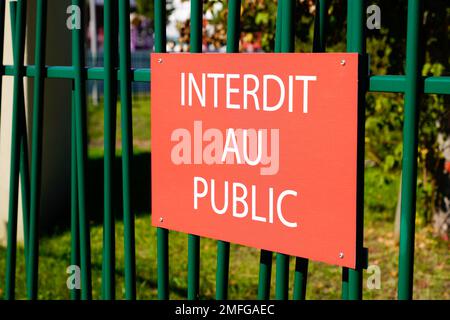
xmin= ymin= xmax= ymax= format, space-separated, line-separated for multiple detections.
xmin=0 ymin=0 xmax=448 ymax=300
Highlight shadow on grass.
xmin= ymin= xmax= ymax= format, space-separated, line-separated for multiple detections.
xmin=86 ymin=152 xmax=152 ymax=224
xmin=48 ymin=152 xmax=152 ymax=235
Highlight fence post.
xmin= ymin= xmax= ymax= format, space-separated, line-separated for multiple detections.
xmin=119 ymin=0 xmax=136 ymax=300
xmin=345 ymin=0 xmax=367 ymax=300
xmin=398 ymin=0 xmax=422 ymax=300
xmin=155 ymin=0 xmax=169 ymax=301
xmin=102 ymin=0 xmax=119 ymax=300
xmin=72 ymin=0 xmax=92 ymax=300
xmin=70 ymin=89 xmax=80 ymax=300
xmin=4 ymin=0 xmax=27 ymax=300
xmin=27 ymin=0 xmax=48 ymax=300
xmin=8 ymin=1 xmax=32 ymax=297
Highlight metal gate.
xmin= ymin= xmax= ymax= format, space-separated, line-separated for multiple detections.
xmin=0 ymin=0 xmax=449 ymax=300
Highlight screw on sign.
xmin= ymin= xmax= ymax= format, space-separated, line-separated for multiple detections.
xmin=151 ymin=53 xmax=362 ymax=268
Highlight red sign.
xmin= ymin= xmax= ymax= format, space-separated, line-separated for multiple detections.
xmin=151 ymin=53 xmax=359 ymax=268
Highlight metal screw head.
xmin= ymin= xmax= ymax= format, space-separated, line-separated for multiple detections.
xmin=158 ymin=58 xmax=163 ymax=63
xmin=340 ymin=59 xmax=346 ymax=66
xmin=159 ymin=217 xmax=164 ymax=222
xmin=339 ymin=252 xmax=344 ymax=259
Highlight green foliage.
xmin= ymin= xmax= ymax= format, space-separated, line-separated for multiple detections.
xmin=362 ymin=0 xmax=448 ymax=223
xmin=364 ymin=1 xmax=449 ymax=223
xmin=363 ymin=166 xmax=432 ymax=224
xmin=364 ymin=167 xmax=400 ymax=221
xmin=135 ymin=0 xmax=154 ymax=18
xmin=134 ymin=0 xmax=175 ymax=22
xmin=365 ymin=92 xmax=404 ymax=171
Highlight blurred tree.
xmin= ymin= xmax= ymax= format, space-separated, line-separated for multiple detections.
xmin=365 ymin=0 xmax=449 ymax=239
xmin=135 ymin=0 xmax=175 ymax=21
xmin=135 ymin=0 xmax=154 ymax=19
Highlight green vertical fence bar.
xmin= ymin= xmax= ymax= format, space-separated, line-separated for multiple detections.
xmin=293 ymin=258 xmax=308 ymax=300
xmin=103 ymin=0 xmax=118 ymax=300
xmin=70 ymin=90 xmax=80 ymax=300
xmin=188 ymin=0 xmax=202 ymax=300
xmin=225 ymin=0 xmax=241 ymax=51
xmin=280 ymin=0 xmax=294 ymax=53
xmin=27 ymin=0 xmax=47 ymax=300
xmin=118 ymin=0 xmax=136 ymax=300
xmin=258 ymin=250 xmax=272 ymax=299
xmin=346 ymin=0 xmax=353 ymax=56
xmin=275 ymin=0 xmax=295 ymax=301
xmin=341 ymin=0 xmax=351 ymax=300
xmin=343 ymin=1 xmax=351 ymax=301
xmin=215 ymin=0 xmax=241 ymax=301
xmin=155 ymin=0 xmax=169 ymax=300
xmin=5 ymin=0 xmax=26 ymax=300
xmin=10 ymin=0 xmax=31 ymax=282
xmin=345 ymin=0 xmax=366 ymax=300
xmin=274 ymin=1 xmax=282 ymax=53
xmin=72 ymin=0 xmax=92 ymax=300
xmin=215 ymin=242 xmax=230 ymax=299
xmin=275 ymin=254 xmax=289 ymax=300
xmin=398 ymin=0 xmax=422 ymax=300
xmin=313 ymin=0 xmax=327 ymax=52
xmin=341 ymin=266 xmax=349 ymax=300
xmin=7 ymin=0 xmax=30 ymax=298
xmin=156 ymin=225 xmax=169 ymax=299
xmin=257 ymin=1 xmax=282 ymax=300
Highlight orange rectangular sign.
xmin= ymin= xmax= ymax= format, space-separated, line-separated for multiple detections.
xmin=151 ymin=53 xmax=360 ymax=268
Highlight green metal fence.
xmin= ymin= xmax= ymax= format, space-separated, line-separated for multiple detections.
xmin=0 ymin=0 xmax=449 ymax=301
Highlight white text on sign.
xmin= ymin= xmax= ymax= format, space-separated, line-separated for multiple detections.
xmin=172 ymin=72 xmax=318 ymax=229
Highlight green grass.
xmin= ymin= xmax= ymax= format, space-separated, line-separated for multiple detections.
xmin=0 ymin=214 xmax=448 ymax=300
